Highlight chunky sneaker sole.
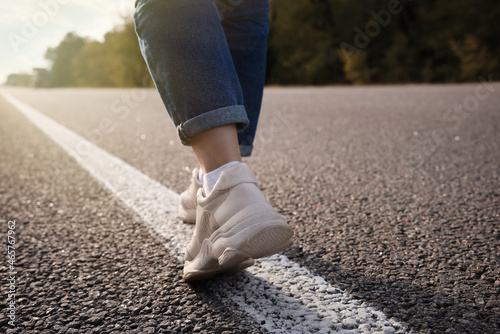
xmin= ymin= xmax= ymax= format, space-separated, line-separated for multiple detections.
xmin=182 ymin=162 xmax=293 ymax=281
xmin=183 ymin=203 xmax=293 ymax=281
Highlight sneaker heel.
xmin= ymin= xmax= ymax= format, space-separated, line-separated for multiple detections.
xmin=245 ymin=224 xmax=294 ymax=258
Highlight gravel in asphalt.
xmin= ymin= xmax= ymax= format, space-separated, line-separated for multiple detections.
xmin=0 ymin=95 xmax=262 ymax=334
xmin=1 ymin=83 xmax=499 ymax=333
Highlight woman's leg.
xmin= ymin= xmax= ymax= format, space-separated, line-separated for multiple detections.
xmin=134 ymin=0 xmax=249 ymax=146
xmin=191 ymin=124 xmax=241 ymax=173
xmin=220 ymin=0 xmax=270 ymax=157
xmin=134 ymin=0 xmax=292 ymax=281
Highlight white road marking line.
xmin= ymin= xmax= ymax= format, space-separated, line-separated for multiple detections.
xmin=2 ymin=90 xmax=408 ymax=334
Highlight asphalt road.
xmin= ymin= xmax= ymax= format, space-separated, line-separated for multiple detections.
xmin=0 ymin=82 xmax=499 ymax=333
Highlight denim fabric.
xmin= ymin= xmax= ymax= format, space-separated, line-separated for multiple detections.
xmin=134 ymin=0 xmax=270 ymax=156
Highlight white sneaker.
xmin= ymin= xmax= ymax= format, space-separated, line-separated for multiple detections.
xmin=183 ymin=162 xmax=293 ymax=281
xmin=178 ymin=167 xmax=202 ymax=224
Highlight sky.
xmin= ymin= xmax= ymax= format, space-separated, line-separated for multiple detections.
xmin=1 ymin=0 xmax=134 ymax=84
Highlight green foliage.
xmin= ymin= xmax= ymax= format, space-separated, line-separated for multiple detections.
xmin=45 ymin=32 xmax=86 ymax=87
xmin=46 ymin=18 xmax=152 ymax=88
xmin=450 ymin=35 xmax=498 ymax=81
xmin=341 ymin=51 xmax=371 ymax=85
xmin=268 ymin=0 xmax=499 ymax=84
xmin=100 ymin=19 xmax=152 ymax=87
xmin=72 ymin=41 xmax=114 ymax=87
xmin=267 ymin=0 xmax=344 ymax=85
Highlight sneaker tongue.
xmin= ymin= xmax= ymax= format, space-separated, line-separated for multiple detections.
xmin=214 ymin=163 xmax=258 ymax=190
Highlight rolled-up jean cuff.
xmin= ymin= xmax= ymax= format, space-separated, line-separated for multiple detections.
xmin=239 ymin=145 xmax=253 ymax=157
xmin=177 ymin=105 xmax=249 ymax=145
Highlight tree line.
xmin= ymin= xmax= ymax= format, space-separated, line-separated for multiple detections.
xmin=266 ymin=0 xmax=499 ymax=84
xmin=42 ymin=19 xmax=152 ymax=88
xmin=12 ymin=0 xmax=499 ymax=87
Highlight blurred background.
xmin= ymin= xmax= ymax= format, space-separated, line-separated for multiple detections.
xmin=3 ymin=0 xmax=499 ymax=88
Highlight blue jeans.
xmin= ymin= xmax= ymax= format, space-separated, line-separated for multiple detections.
xmin=134 ymin=0 xmax=270 ymax=157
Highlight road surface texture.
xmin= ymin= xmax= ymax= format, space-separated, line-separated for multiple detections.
xmin=0 ymin=83 xmax=499 ymax=333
